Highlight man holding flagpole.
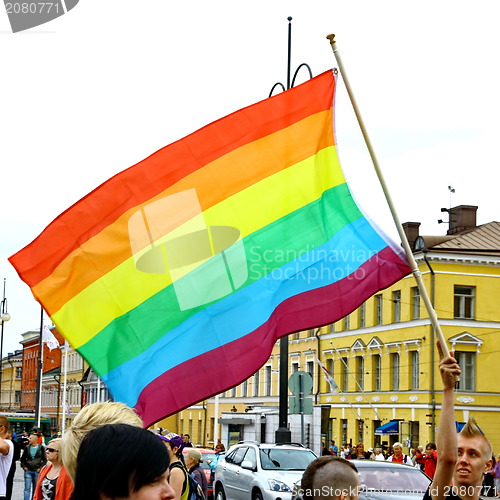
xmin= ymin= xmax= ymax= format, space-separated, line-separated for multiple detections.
xmin=424 ymin=343 xmax=491 ymax=500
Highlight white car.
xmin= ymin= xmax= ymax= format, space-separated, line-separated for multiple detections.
xmin=214 ymin=441 xmax=317 ymax=500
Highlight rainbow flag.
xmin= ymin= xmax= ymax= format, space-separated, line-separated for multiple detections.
xmin=9 ymin=69 xmax=410 ymax=426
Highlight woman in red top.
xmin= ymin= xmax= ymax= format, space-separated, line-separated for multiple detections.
xmin=33 ymin=438 xmax=73 ymax=500
xmin=422 ymin=443 xmax=438 ymax=479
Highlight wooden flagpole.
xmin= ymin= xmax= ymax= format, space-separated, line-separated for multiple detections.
xmin=326 ymin=34 xmax=451 ymax=360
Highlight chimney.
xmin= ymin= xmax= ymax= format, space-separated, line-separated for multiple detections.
xmin=447 ymin=205 xmax=478 ymax=235
xmin=402 ymin=222 xmax=420 ymax=250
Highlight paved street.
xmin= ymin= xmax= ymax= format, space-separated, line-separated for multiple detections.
xmin=11 ymin=464 xmax=27 ymax=500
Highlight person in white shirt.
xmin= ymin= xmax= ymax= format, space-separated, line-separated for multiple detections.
xmin=386 ymin=443 xmax=413 ymax=466
xmin=0 ymin=416 xmax=14 ymax=500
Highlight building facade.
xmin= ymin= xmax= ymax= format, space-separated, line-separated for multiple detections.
xmin=0 ymin=350 xmax=23 ymax=411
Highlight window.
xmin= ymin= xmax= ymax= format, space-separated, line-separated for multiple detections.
xmin=411 ymin=287 xmax=421 ymax=320
xmin=326 ymin=358 xmax=334 ymax=392
xmin=341 ymin=419 xmax=348 ymax=446
xmin=341 ymin=357 xmax=348 ymax=392
xmin=410 ymin=351 xmax=419 ymax=390
xmin=357 ymin=419 xmax=364 ymax=444
xmin=455 ymin=351 xmax=475 ymax=391
xmin=372 ymin=354 xmax=381 ymax=391
xmin=454 ymin=286 xmax=475 ymax=319
xmin=231 ymin=446 xmax=248 ymax=465
xmin=230 ymin=387 xmax=236 ymax=397
xmin=391 ymin=353 xmax=400 ymax=391
xmin=292 ymin=361 xmax=300 ymax=374
xmin=343 ymin=315 xmax=350 ymax=331
xmin=392 ymin=290 xmax=401 ymax=323
xmin=241 ymin=379 xmax=248 ymax=398
xmin=375 ymin=294 xmax=383 ymax=325
xmin=356 ymin=356 xmax=364 ymax=391
xmin=15 ymin=367 xmax=22 ymax=379
xmin=253 ymin=370 xmax=260 ymax=397
xmin=306 ymin=360 xmax=314 ymax=378
xmin=265 ymin=365 xmax=272 ymax=396
xmin=244 ymin=447 xmax=257 ymax=469
xmin=359 ymin=303 xmax=366 ymax=328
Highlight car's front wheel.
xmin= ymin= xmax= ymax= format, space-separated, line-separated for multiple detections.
xmin=215 ymin=485 xmax=226 ymax=500
xmin=253 ymin=490 xmax=263 ymax=500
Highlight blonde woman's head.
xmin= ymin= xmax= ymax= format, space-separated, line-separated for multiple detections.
xmin=62 ymin=402 xmax=143 ymax=481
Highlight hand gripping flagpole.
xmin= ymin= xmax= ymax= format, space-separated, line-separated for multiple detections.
xmin=326 ymin=34 xmax=453 ymax=364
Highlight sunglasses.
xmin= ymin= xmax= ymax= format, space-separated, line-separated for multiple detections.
xmin=46 ymin=448 xmax=59 ymax=453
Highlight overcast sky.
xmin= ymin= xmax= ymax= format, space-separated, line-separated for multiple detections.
xmin=1 ymin=0 xmax=499 ymax=355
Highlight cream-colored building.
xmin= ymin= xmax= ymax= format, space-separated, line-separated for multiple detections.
xmin=0 ymin=350 xmax=23 ymax=411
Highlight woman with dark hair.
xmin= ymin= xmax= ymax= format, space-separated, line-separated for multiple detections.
xmin=159 ymin=433 xmax=188 ymax=500
xmin=72 ymin=424 xmax=174 ymax=500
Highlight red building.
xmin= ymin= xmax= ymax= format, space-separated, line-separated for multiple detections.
xmin=20 ymin=327 xmax=64 ymax=412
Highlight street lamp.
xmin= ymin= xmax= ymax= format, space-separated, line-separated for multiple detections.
xmin=0 ymin=278 xmax=11 ymax=409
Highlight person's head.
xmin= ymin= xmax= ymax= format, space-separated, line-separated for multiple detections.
xmin=356 ymin=444 xmax=364 ymax=453
xmin=425 ymin=443 xmax=437 ymax=455
xmin=301 ymin=456 xmax=360 ymax=500
xmin=73 ymin=424 xmax=174 ymax=500
xmin=185 ymin=448 xmax=203 ymax=469
xmin=46 ymin=438 xmax=63 ymax=465
xmin=392 ymin=443 xmax=403 ymax=457
xmin=374 ymin=447 xmax=382 ymax=455
xmin=455 ymin=418 xmax=493 ymax=488
xmin=331 ymin=440 xmax=335 ymax=445
xmin=158 ymin=433 xmax=185 ymax=460
xmin=0 ymin=416 xmax=9 ymax=438
xmin=28 ymin=431 xmax=39 ymax=446
xmin=62 ymin=401 xmax=143 ymax=481
xmin=215 ymin=443 xmax=225 ymax=453
xmin=182 ymin=434 xmax=190 ymax=444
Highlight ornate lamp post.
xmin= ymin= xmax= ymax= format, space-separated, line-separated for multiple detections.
xmin=269 ymin=17 xmax=312 ymax=444
xmin=0 ymin=278 xmax=11 ymax=408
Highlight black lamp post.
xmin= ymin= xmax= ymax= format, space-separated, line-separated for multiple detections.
xmin=268 ymin=17 xmax=312 ymax=444
xmin=0 ymin=278 xmax=11 ymax=409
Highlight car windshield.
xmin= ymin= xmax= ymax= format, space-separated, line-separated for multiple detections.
xmin=259 ymin=448 xmax=316 ymax=471
xmin=358 ymin=465 xmax=430 ymax=493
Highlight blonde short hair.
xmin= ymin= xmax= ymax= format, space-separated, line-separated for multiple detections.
xmin=49 ymin=437 xmax=63 ymax=448
xmin=62 ymin=402 xmax=143 ymax=481
xmin=459 ymin=417 xmax=493 ymax=458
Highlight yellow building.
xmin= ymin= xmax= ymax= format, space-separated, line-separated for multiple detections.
xmin=178 ymin=205 xmax=500 ymax=454
xmin=0 ymin=350 xmax=23 ymax=411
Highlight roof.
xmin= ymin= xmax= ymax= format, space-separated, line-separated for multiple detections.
xmin=419 ymin=221 xmax=500 ymax=256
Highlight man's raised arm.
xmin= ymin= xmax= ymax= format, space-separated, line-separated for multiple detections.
xmin=428 ymin=341 xmax=461 ymax=500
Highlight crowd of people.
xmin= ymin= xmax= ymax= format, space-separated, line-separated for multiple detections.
xmin=0 ymin=401 xmax=215 ymax=500
xmin=0 ymin=342 xmax=497 ymax=500
xmin=321 ymin=437 xmax=500 ymax=497
xmin=322 ymin=440 xmax=436 ymax=471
